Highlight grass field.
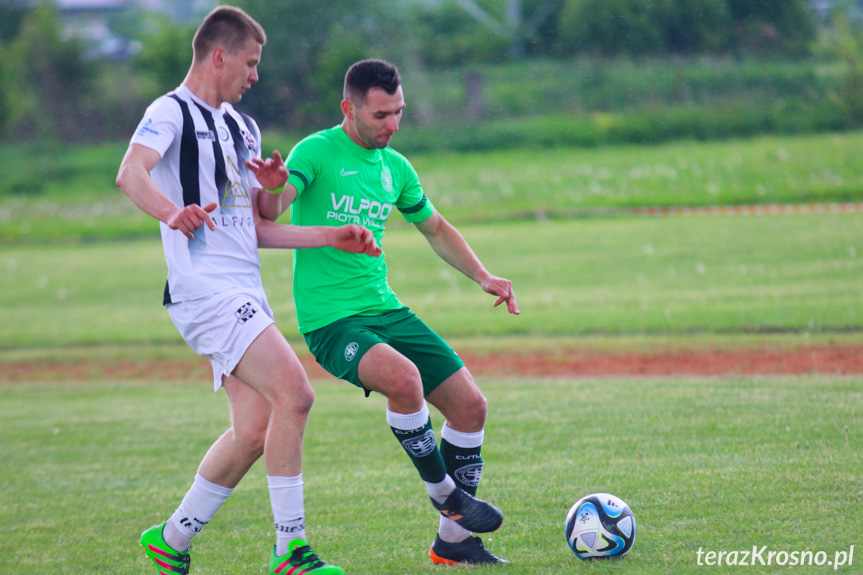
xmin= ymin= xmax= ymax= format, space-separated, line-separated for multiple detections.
xmin=4 ymin=131 xmax=863 ymax=239
xmin=1 ymin=376 xmax=859 ymax=574
xmin=1 ymin=213 xmax=862 ymax=349
xmin=1 ymin=132 xmax=862 ymax=574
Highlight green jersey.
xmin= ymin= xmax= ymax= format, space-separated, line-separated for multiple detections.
xmin=285 ymin=126 xmax=435 ymax=333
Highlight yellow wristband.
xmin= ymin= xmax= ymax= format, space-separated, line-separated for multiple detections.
xmin=267 ymin=183 xmax=286 ymax=194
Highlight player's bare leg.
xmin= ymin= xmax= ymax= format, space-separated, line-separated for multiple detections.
xmin=230 ymin=325 xmax=313 ymax=478
xmin=197 ymin=375 xmax=272 ymax=487
xmin=230 ymin=325 xmax=343 ymax=574
xmin=358 ymin=344 xmax=503 ymax=535
xmin=426 ymin=367 xmax=486 ymax=433
xmin=357 ymin=342 xmax=425 ymax=413
xmin=427 ymin=368 xmax=507 ymax=565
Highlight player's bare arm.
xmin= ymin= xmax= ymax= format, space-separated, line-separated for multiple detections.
xmin=245 ymin=151 xmax=298 ymax=221
xmin=252 ymin=188 xmax=381 ymax=256
xmin=116 ymin=143 xmax=217 ymax=239
xmin=415 ymin=212 xmax=520 ymax=315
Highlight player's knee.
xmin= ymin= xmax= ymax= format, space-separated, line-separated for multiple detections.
xmin=273 ymin=382 xmax=315 ymax=418
xmin=471 ymin=392 xmax=488 ymax=422
xmin=383 ymin=368 xmax=424 ymax=403
xmin=444 ymin=385 xmax=487 ymax=430
xmin=295 ymin=386 xmax=315 ymax=416
xmin=455 ymin=392 xmax=487 ymax=429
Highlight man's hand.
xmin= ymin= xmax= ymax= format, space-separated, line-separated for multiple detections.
xmin=330 ymin=225 xmax=382 ymax=257
xmin=245 ymin=150 xmax=288 ymax=192
xmin=481 ymin=276 xmax=520 ymax=315
xmin=167 ymin=202 xmax=217 ymax=239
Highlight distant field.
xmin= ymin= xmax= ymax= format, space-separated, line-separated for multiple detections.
xmin=410 ymin=132 xmax=863 ymax=220
xmin=3 ymin=132 xmax=862 ymax=354
xmin=1 ymin=213 xmax=861 ymax=349
xmin=3 ymin=132 xmax=863 ymax=239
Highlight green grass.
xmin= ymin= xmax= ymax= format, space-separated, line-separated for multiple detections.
xmin=2 ymin=213 xmax=862 ymax=349
xmin=5 ymin=131 xmax=863 ymax=239
xmin=0 ymin=375 xmax=859 ymax=574
xmin=407 ymin=132 xmax=863 ymax=222
xmin=2 ymin=132 xmax=862 ymax=574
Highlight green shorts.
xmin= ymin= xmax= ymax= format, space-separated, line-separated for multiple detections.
xmin=303 ymin=307 xmax=464 ymax=397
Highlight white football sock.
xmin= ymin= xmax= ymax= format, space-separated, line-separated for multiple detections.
xmin=441 ymin=423 xmax=485 ymax=449
xmin=385 ymin=401 xmax=431 ymax=432
xmin=165 ymin=473 xmax=233 ymax=551
xmin=424 ymin=474 xmax=457 ymax=504
xmin=439 ymin=513 xmax=472 ymax=543
xmin=268 ymin=474 xmax=306 ymax=557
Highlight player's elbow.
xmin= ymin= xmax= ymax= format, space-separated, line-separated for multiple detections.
xmin=257 ymin=197 xmax=279 ymax=222
xmin=115 ymin=159 xmax=141 ymax=195
xmin=115 ymin=165 xmax=132 ymax=195
xmin=259 ymin=207 xmax=279 ymax=222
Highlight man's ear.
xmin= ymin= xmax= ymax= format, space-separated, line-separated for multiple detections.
xmin=212 ymin=47 xmax=226 ymax=69
xmin=341 ymin=98 xmax=354 ymax=121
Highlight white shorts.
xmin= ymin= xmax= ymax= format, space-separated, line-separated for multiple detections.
xmin=167 ymin=288 xmax=275 ymax=391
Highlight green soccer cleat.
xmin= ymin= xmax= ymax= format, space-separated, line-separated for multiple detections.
xmin=270 ymin=539 xmax=344 ymax=575
xmin=140 ymin=522 xmax=191 ymax=575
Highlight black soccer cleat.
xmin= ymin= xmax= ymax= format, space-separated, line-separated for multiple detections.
xmin=430 ymin=488 xmax=504 ymax=533
xmin=429 ymin=535 xmax=508 ymax=565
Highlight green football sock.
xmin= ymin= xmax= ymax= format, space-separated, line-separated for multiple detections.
xmin=439 ymin=424 xmax=486 ymax=541
xmin=387 ymin=402 xmax=447 ymax=483
xmin=441 ymin=424 xmax=485 ymax=496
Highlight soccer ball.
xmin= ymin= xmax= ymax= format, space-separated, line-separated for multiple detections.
xmin=565 ymin=493 xmax=636 ymax=559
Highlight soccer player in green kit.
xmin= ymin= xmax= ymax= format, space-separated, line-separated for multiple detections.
xmin=248 ymin=59 xmax=519 ymax=566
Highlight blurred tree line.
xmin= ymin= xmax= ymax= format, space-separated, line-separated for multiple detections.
xmin=0 ymin=0 xmax=860 ymax=143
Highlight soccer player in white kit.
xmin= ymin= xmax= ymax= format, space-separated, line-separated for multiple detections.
xmin=116 ymin=7 xmax=379 ymax=575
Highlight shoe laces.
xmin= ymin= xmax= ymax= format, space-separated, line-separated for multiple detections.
xmin=289 ymin=544 xmax=326 ymax=570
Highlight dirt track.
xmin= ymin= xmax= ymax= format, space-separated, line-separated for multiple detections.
xmin=3 ymin=345 xmax=861 ymax=383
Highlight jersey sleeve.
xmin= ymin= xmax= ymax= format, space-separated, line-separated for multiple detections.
xmin=129 ymin=95 xmax=181 ymax=158
xmin=395 ymin=156 xmax=435 ymax=223
xmin=285 ymin=134 xmax=326 ymax=197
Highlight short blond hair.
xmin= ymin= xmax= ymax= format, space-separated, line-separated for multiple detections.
xmin=192 ymin=6 xmax=266 ymax=62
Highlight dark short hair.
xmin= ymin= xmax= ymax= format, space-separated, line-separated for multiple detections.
xmin=344 ymin=59 xmax=401 ymax=105
xmin=192 ymin=6 xmax=266 ymax=62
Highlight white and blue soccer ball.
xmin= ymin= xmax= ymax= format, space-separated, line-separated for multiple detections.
xmin=565 ymin=493 xmax=636 ymax=559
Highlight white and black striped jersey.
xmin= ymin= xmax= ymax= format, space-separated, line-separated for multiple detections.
xmin=130 ymin=85 xmax=264 ymax=305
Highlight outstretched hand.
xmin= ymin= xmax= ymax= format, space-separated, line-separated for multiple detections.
xmin=167 ymin=201 xmax=217 ymax=239
xmin=331 ymin=225 xmax=382 ymax=257
xmin=245 ymin=150 xmax=288 ymax=192
xmin=481 ymin=275 xmax=520 ymax=315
